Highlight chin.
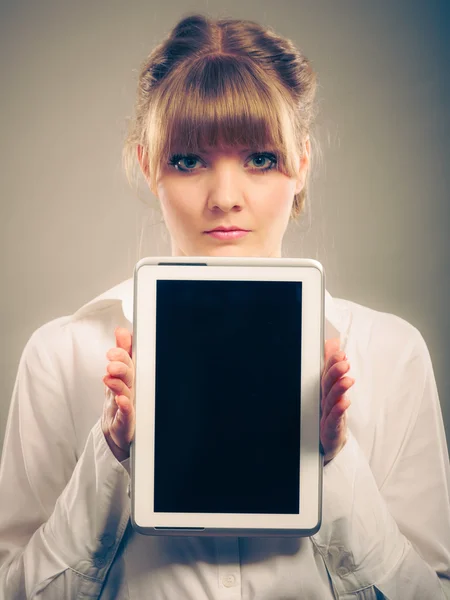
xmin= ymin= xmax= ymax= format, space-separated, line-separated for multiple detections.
xmin=191 ymin=246 xmax=274 ymax=258
xmin=175 ymin=236 xmax=280 ymax=258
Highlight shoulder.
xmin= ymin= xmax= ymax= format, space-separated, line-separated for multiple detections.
xmin=21 ymin=315 xmax=74 ymax=373
xmin=17 ymin=290 xmax=127 ymax=450
xmin=334 ymin=297 xmax=436 ymax=469
xmin=335 ymin=296 xmax=429 ymax=366
xmin=335 ymin=296 xmax=432 ymax=420
xmin=22 ymin=292 xmax=126 ymax=378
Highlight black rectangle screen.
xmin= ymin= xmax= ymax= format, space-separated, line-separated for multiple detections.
xmin=153 ymin=279 xmax=302 ymax=514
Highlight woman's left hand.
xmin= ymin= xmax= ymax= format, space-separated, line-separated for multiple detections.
xmin=320 ymin=338 xmax=355 ymax=464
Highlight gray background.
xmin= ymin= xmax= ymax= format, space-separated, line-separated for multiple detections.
xmin=1 ymin=0 xmax=449 ymax=452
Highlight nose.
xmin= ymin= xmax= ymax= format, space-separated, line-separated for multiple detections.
xmin=206 ymin=160 xmax=244 ymax=213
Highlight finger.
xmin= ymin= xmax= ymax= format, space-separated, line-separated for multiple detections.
xmin=323 ymin=349 xmax=347 ymax=381
xmin=103 ymin=386 xmax=134 ymax=429
xmin=106 ymin=360 xmax=134 ymax=389
xmin=322 ymin=403 xmax=348 ymax=442
xmin=106 ymin=347 xmax=134 ymax=370
xmin=323 ymin=376 xmax=353 ymax=420
xmin=102 ymin=385 xmax=119 ymax=434
xmin=323 ymin=376 xmax=354 ymax=421
xmin=115 ymin=327 xmax=133 ymax=357
xmin=322 ymin=360 xmax=350 ymax=401
xmin=103 ymin=374 xmax=132 ymax=400
xmin=111 ymin=395 xmax=135 ymax=446
xmin=115 ymin=394 xmax=134 ymax=416
xmin=324 ymin=338 xmax=341 ymax=369
xmin=323 ymin=339 xmax=346 ymax=384
xmin=325 ymin=350 xmax=347 ymax=373
xmin=328 ymin=395 xmax=351 ymax=423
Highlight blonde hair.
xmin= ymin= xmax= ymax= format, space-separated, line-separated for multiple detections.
xmin=123 ymin=13 xmax=317 ymax=221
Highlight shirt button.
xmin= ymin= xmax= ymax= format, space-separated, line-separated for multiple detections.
xmin=337 ymin=566 xmax=349 ymax=577
xmin=100 ymin=534 xmax=115 ymax=548
xmin=221 ymin=574 xmax=236 ymax=587
xmin=94 ymin=556 xmax=106 ymax=568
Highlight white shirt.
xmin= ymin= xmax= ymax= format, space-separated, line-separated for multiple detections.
xmin=0 ymin=277 xmax=449 ymax=600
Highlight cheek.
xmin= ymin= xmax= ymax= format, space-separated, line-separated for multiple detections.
xmin=261 ymin=180 xmax=296 ymax=218
xmin=158 ymin=174 xmax=296 ymax=223
xmin=158 ymin=181 xmax=196 ymax=221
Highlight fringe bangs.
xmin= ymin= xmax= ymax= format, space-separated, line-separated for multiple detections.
xmin=144 ymin=55 xmax=300 ymax=188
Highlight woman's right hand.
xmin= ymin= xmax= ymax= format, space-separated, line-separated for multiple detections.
xmin=102 ymin=327 xmax=135 ymax=462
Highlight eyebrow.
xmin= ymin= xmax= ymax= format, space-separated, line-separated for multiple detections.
xmin=197 ymin=147 xmax=258 ymax=154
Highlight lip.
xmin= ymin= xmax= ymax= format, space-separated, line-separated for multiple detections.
xmin=205 ymin=226 xmax=250 ymax=232
xmin=205 ymin=230 xmax=250 ymax=240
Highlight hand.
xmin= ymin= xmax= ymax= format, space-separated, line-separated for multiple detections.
xmin=102 ymin=327 xmax=135 ymax=462
xmin=320 ymin=338 xmax=355 ymax=465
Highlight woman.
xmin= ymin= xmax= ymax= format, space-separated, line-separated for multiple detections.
xmin=0 ymin=13 xmax=449 ymax=600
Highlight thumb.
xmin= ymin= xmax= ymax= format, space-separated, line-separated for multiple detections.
xmin=115 ymin=327 xmax=133 ymax=357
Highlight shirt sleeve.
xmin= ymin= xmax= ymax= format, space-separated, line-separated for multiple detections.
xmin=0 ymin=326 xmax=131 ymax=599
xmin=311 ymin=326 xmax=450 ymax=600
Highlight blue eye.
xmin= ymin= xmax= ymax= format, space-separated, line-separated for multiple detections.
xmin=167 ymin=152 xmax=277 ymax=173
xmin=249 ymin=153 xmax=277 ymax=171
xmin=168 ymin=154 xmax=201 ymax=172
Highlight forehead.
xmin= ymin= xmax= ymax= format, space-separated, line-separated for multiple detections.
xmin=171 ymin=139 xmax=272 ymax=155
xmin=196 ymin=144 xmax=261 ymax=154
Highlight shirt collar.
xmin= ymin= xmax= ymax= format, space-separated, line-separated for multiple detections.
xmin=73 ymin=277 xmax=349 ymax=343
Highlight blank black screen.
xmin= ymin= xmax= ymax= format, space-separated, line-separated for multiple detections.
xmin=153 ymin=280 xmax=302 ymax=514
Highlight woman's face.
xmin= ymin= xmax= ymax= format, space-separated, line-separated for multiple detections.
xmin=146 ymin=142 xmax=309 ymax=258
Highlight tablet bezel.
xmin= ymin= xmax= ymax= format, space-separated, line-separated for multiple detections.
xmin=131 ymin=256 xmax=324 ymax=536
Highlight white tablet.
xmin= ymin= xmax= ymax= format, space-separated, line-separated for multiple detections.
xmin=131 ymin=256 xmax=324 ymax=537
